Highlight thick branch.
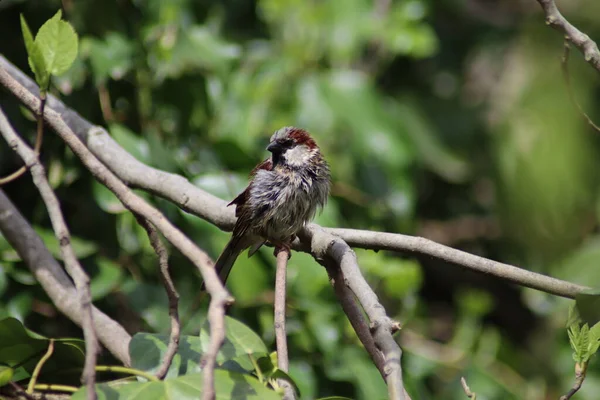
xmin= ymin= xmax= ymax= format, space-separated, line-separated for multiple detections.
xmin=0 ymin=107 xmax=98 ymax=399
xmin=0 ymin=189 xmax=132 ymax=364
xmin=0 ymin=55 xmax=587 ymax=300
xmin=303 ymin=224 xmax=405 ymax=400
xmin=536 ymin=0 xmax=600 ymax=73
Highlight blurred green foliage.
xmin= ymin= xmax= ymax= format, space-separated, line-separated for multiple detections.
xmin=1 ymin=0 xmax=600 ymax=398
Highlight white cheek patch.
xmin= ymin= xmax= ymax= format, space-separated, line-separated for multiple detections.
xmin=284 ymin=145 xmax=313 ymax=166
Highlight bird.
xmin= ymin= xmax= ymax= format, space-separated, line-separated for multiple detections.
xmin=209 ymin=126 xmax=330 ymax=287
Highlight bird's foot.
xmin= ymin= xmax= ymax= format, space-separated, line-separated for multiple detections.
xmin=273 ymin=242 xmax=292 ymax=259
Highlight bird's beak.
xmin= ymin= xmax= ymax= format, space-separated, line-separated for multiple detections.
xmin=267 ymin=142 xmax=282 ymax=153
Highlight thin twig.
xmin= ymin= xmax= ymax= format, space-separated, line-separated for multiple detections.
xmin=0 ymin=93 xmax=46 ymax=185
xmin=274 ymin=248 xmax=290 ymax=372
xmin=274 ymin=247 xmax=295 ymax=400
xmin=535 ymin=0 xmax=600 ymax=73
xmin=560 ymin=41 xmax=600 ymax=132
xmin=0 ymin=106 xmax=98 ymax=400
xmin=201 ymin=292 xmax=230 ymax=400
xmin=135 ymin=216 xmax=180 ymax=379
xmin=560 ymin=362 xmax=587 ymax=400
xmin=0 ymin=189 xmax=132 ymax=365
xmin=460 ymin=377 xmax=477 ymax=399
xmin=27 ymin=339 xmax=54 ymax=394
xmin=0 ymin=65 xmax=232 ymax=400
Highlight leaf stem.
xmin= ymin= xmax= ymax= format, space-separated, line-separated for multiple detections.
xmin=95 ymin=365 xmax=159 ymax=382
xmin=33 ymin=383 xmax=78 ymax=393
xmin=27 ymin=339 xmax=54 ymax=394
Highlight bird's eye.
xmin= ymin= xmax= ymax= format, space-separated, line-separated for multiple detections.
xmin=278 ymin=139 xmax=294 ymax=147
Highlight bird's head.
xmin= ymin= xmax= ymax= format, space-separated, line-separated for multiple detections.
xmin=267 ymin=126 xmax=320 ymax=168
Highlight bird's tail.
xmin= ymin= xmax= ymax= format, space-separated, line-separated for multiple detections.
xmin=201 ymin=236 xmax=249 ymax=291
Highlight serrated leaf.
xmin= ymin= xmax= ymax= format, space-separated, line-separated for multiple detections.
xmin=20 ymin=14 xmax=49 ymax=90
xmin=590 ymin=321 xmax=600 ymax=343
xmin=35 ymin=10 xmax=78 ymax=76
xmin=579 ymin=324 xmax=591 ymax=361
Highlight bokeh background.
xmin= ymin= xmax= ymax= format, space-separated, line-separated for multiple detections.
xmin=2 ymin=0 xmax=600 ymax=398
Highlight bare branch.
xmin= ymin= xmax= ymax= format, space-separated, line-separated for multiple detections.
xmin=327 ymin=228 xmax=587 ymax=299
xmin=0 ymin=64 xmax=232 ymax=400
xmin=303 ymin=225 xmax=406 ymax=400
xmin=536 ymin=0 xmax=600 ymax=73
xmin=274 ymin=248 xmax=295 ymax=400
xmin=135 ymin=217 xmax=180 ymax=380
xmin=560 ymin=362 xmax=587 ymax=400
xmin=0 ymin=55 xmax=585 ymax=300
xmin=200 ymin=292 xmax=230 ymax=400
xmin=0 ymin=107 xmax=98 ymax=399
xmin=0 ymin=189 xmax=132 ymax=365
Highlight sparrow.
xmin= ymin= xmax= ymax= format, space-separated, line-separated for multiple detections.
xmin=210 ymin=126 xmax=330 ymax=286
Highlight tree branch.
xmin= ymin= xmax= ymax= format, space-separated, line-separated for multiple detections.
xmin=0 ymin=53 xmax=592 ymax=400
xmin=274 ymin=248 xmax=295 ymax=400
xmin=0 ymin=107 xmax=99 ymax=399
xmin=0 ymin=55 xmax=586 ymax=299
xmin=535 ymin=0 xmax=600 ymax=73
xmin=303 ymin=224 xmax=406 ymax=400
xmin=326 ymin=228 xmax=587 ymax=298
xmin=135 ymin=217 xmax=180 ymax=380
xmin=0 ymin=189 xmax=132 ymax=365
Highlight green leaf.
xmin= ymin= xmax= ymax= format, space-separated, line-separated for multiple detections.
xmin=34 ymin=10 xmax=78 ymax=76
xmin=200 ymin=316 xmax=268 ymax=369
xmin=109 ymin=124 xmax=150 ymax=163
xmin=82 ymin=33 xmax=134 ymax=84
xmin=575 ymin=289 xmax=600 ymax=326
xmin=34 ymin=227 xmax=98 ymax=260
xmin=129 ymin=333 xmax=202 ymax=378
xmin=7 ymin=292 xmax=33 ymax=322
xmin=71 ymin=371 xmax=281 ymax=400
xmin=0 ymin=318 xmax=85 ymax=384
xmin=0 ymin=365 xmax=14 ymax=387
xmin=255 ymin=353 xmax=301 ymax=397
xmin=130 ymin=317 xmax=268 ymax=378
xmin=90 ymin=258 xmax=123 ymax=300
xmin=93 ymin=180 xmax=126 ymax=214
xmin=20 ymin=14 xmax=49 ymax=90
xmin=0 ymin=365 xmax=13 ymax=387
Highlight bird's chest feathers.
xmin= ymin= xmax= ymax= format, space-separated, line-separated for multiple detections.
xmin=251 ymin=169 xmax=314 ymax=209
